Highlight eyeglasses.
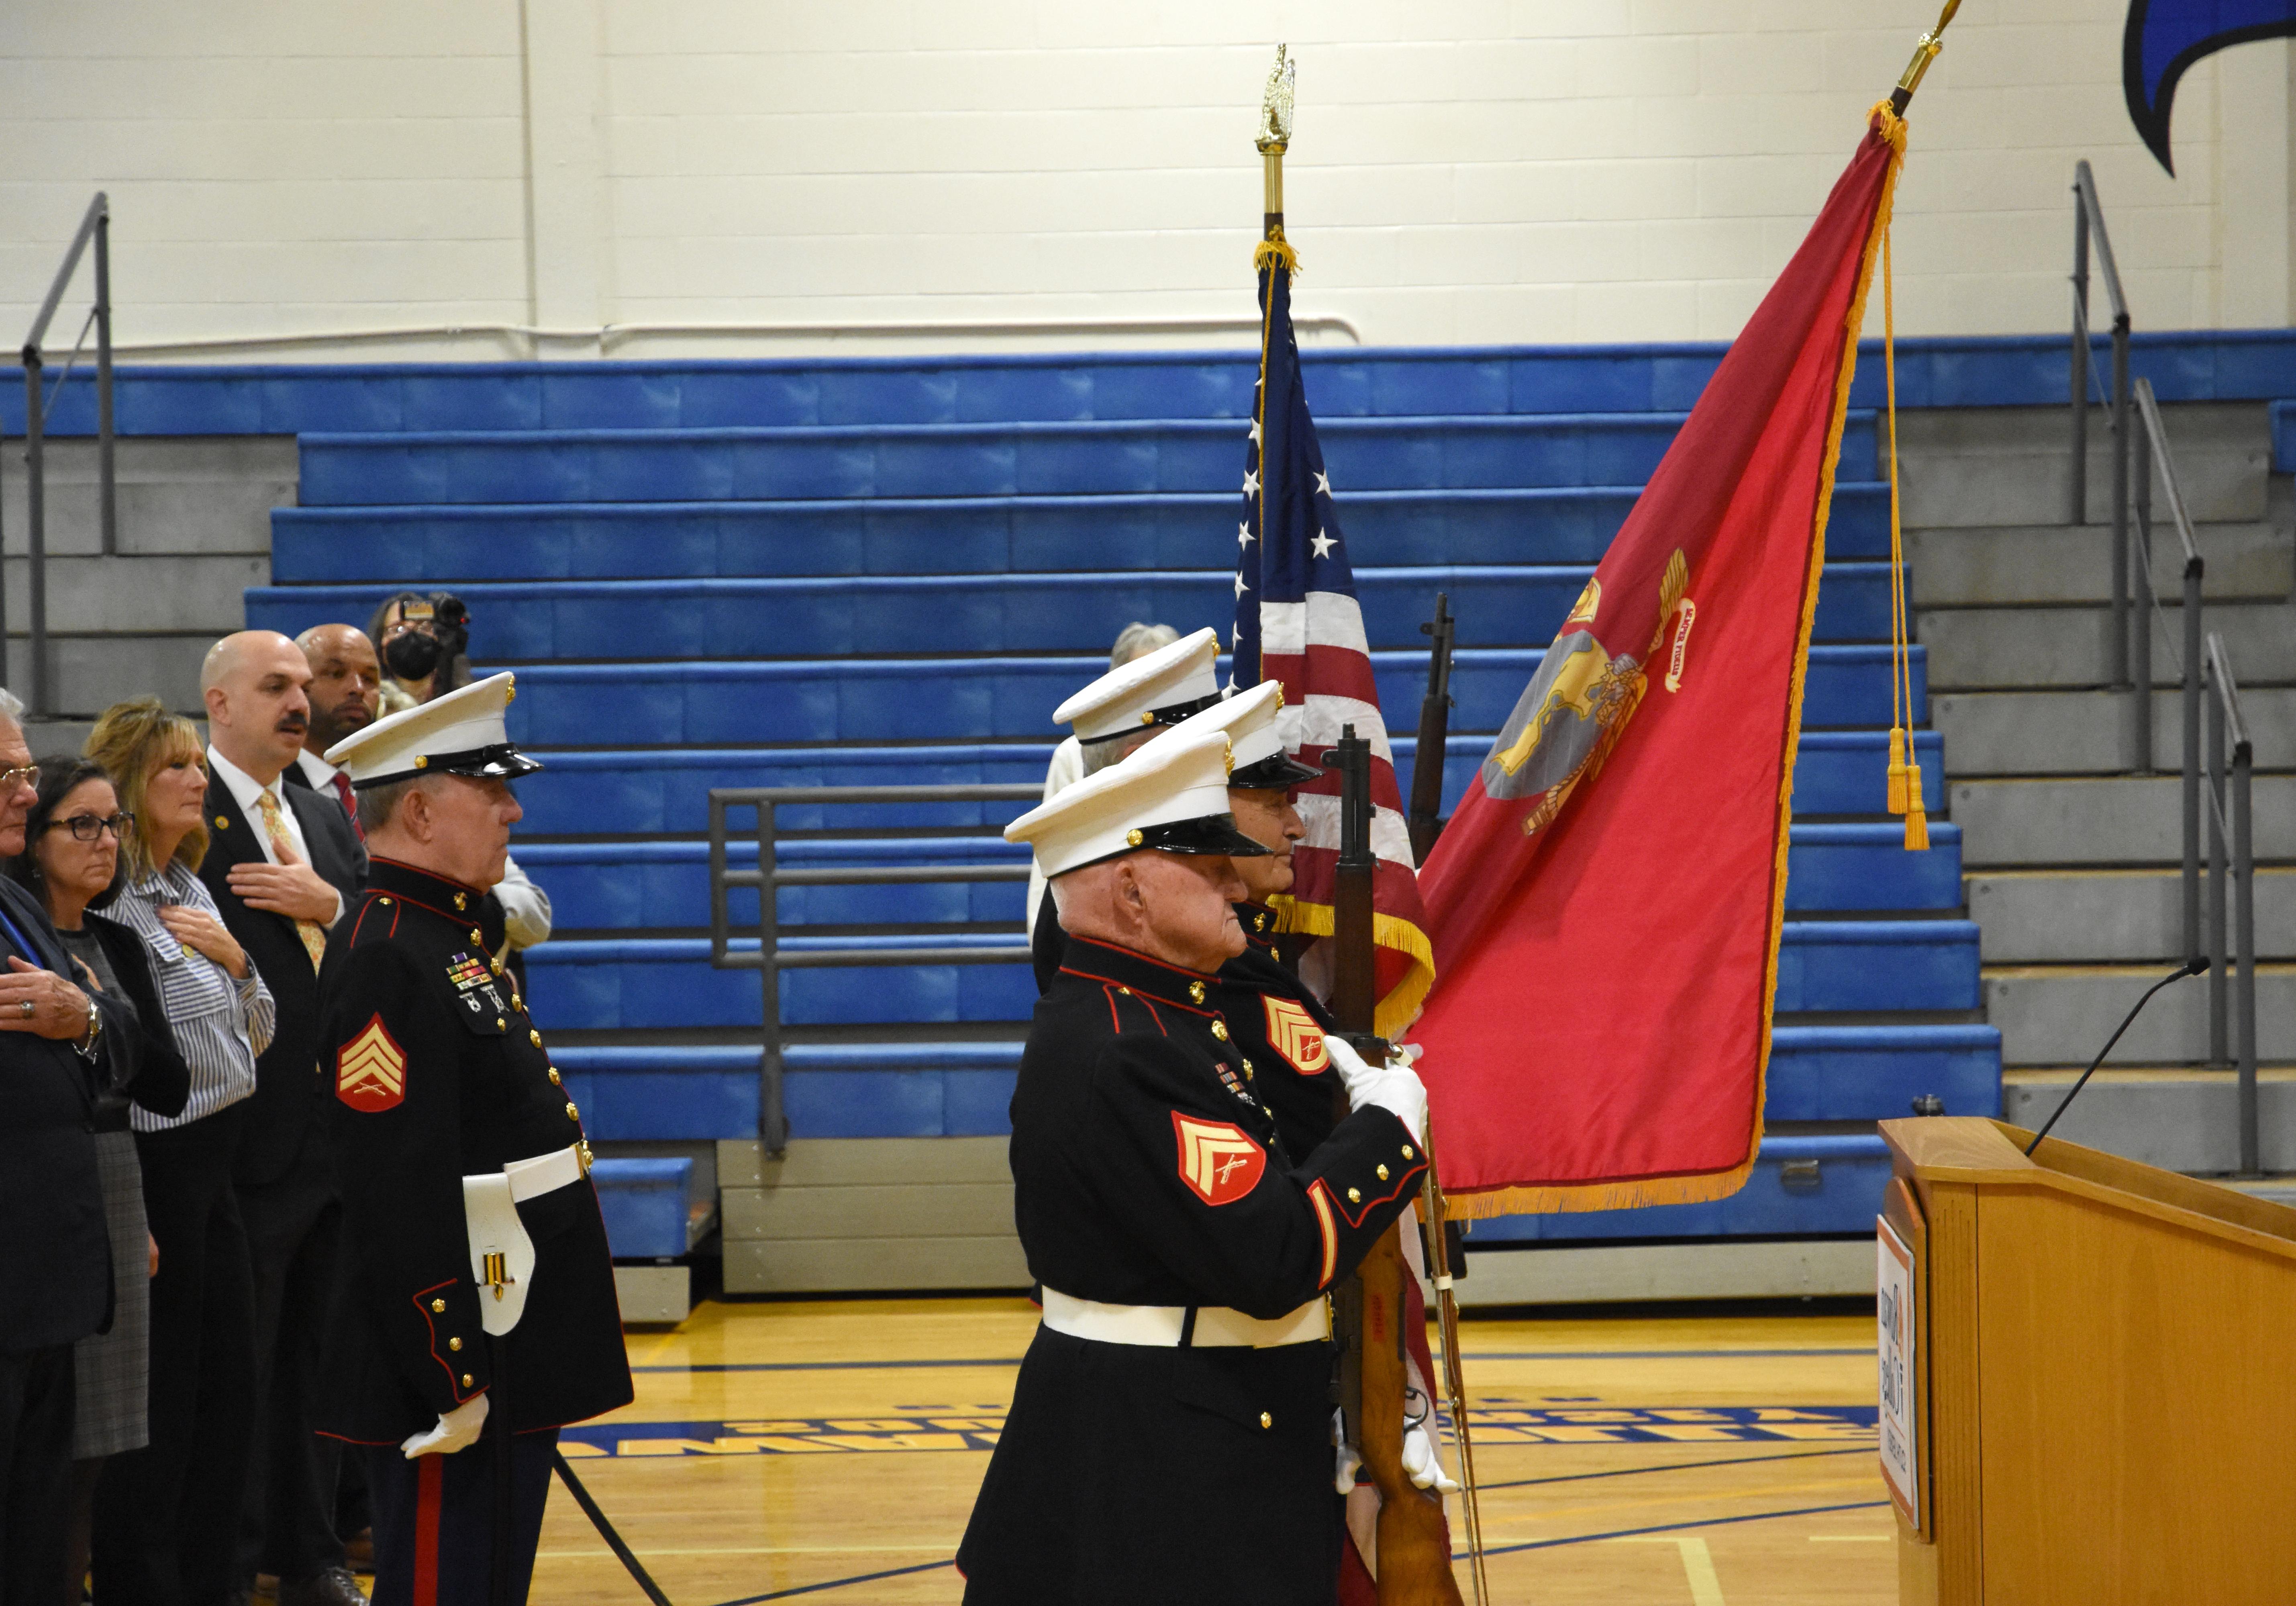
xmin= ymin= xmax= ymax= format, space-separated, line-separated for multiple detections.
xmin=0 ymin=766 xmax=36 ymax=793
xmin=45 ymin=812 xmax=134 ymax=842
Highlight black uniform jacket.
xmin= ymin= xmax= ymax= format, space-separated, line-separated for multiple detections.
xmin=78 ymin=909 xmax=193 ymax=1132
xmin=1216 ymin=902 xmax=1344 ymax=1166
xmin=314 ymin=858 xmax=631 ymax=1445
xmin=201 ymin=772 xmax=365 ymax=1187
xmin=958 ymin=935 xmax=1427 ymax=1606
xmin=0 ymin=876 xmax=144 ymax=1351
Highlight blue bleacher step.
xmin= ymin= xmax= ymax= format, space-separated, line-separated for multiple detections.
xmin=1463 ymin=1135 xmax=1894 ymax=1243
xmin=267 ymin=482 xmax=1895 ymax=584
xmin=295 ymin=412 xmax=1878 ymax=506
xmin=519 ymin=823 xmax=1959 ymax=933
xmin=496 ymin=645 xmax=1925 ymax=748
xmin=510 ymin=730 xmax=1945 ymax=838
xmin=587 ymin=1157 xmax=699 ymax=1259
xmin=1765 ymin=1025 xmax=2000 ymax=1121
xmin=14 ymin=334 xmax=2276 ymax=437
xmin=248 ymin=564 xmax=1898 ymax=660
xmin=554 ymin=1027 xmax=1996 ymax=1143
xmin=525 ymin=919 xmax=1978 ymax=1033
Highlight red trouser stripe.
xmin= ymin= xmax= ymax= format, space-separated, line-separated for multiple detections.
xmin=413 ymin=1453 xmax=444 ymax=1606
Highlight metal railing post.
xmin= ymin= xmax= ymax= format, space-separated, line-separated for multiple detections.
xmin=703 ymin=782 xmax=1045 ymax=1158
xmin=2233 ymin=738 xmax=2257 ymax=1174
xmin=2182 ymin=550 xmax=2204 ymax=960
xmin=20 ymin=358 xmax=45 ymax=715
xmin=93 ymin=205 xmax=115 ymax=559
xmin=2109 ymin=313 xmax=2131 ymax=687
xmin=2206 ymin=674 xmax=2229 ymax=1067
xmin=757 ymin=798 xmax=786 ymax=1153
xmin=2071 ymin=179 xmax=2090 ymax=526
xmin=2131 ymin=401 xmax=2154 ymax=770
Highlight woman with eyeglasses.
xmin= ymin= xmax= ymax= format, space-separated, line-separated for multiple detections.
xmin=82 ymin=698 xmax=277 ymax=1606
xmin=6 ymin=756 xmax=194 ymax=1602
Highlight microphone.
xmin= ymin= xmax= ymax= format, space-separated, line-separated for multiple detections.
xmin=2024 ymin=956 xmax=2209 ymax=1156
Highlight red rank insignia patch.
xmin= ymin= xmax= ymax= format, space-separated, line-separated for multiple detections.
xmin=1263 ymin=996 xmax=1329 ymax=1075
xmin=1172 ymin=1113 xmax=1265 ymax=1207
xmin=337 ymin=1014 xmax=407 ymax=1112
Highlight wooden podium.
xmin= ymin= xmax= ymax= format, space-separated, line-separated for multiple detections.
xmin=1882 ymin=1117 xmax=2296 ymax=1603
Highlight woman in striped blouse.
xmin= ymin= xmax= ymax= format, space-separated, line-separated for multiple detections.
xmin=84 ymin=697 xmax=277 ymax=1606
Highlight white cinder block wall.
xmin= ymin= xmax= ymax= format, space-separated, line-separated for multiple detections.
xmin=0 ymin=0 xmax=2288 ymax=359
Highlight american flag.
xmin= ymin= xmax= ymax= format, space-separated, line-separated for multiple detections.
xmin=1231 ymin=255 xmax=1435 ymax=1037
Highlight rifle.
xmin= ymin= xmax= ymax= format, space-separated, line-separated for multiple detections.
xmin=1407 ymin=594 xmax=1455 ymax=866
xmin=1323 ymin=727 xmax=1463 ymax=1606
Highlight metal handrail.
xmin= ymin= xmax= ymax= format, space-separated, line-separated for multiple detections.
xmin=2069 ymin=173 xmax=2259 ymax=1171
xmin=706 ymin=782 xmax=1043 ymax=1151
xmin=2069 ymin=161 xmax=2132 ymax=688
xmin=2200 ymin=635 xmax=2258 ymax=1173
xmin=16 ymin=192 xmax=117 ymax=716
xmin=2128 ymin=379 xmax=2205 ymax=787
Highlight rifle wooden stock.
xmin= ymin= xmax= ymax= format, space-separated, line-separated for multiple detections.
xmin=1325 ymin=727 xmax=1462 ymax=1605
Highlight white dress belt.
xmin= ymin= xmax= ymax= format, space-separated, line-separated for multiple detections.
xmin=501 ymin=1142 xmax=589 ymax=1202
xmin=1040 ymin=1287 xmax=1331 ymax=1349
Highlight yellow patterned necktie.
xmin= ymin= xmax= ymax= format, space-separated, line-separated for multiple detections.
xmin=255 ymin=789 xmax=329 ymax=971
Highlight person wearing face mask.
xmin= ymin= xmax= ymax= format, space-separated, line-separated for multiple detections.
xmin=366 ymin=593 xmax=471 ymax=717
xmin=84 ymin=697 xmax=278 ymax=1606
xmin=8 ymin=757 xmax=193 ymax=1605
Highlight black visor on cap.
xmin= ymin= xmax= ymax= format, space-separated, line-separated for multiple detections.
xmin=1067 ymin=811 xmax=1272 ymax=873
xmin=1228 ymin=750 xmax=1323 ymax=790
xmin=1075 ymin=690 xmax=1228 ymax=746
xmin=350 ymin=742 xmax=543 ymax=790
xmin=1134 ymin=812 xmax=1271 ymax=859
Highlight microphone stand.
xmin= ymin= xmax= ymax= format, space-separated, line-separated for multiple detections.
xmin=2024 ymin=956 xmax=2208 ymax=1156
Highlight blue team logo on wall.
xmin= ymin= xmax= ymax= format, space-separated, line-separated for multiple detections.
xmin=2127 ymin=0 xmax=2296 ymax=171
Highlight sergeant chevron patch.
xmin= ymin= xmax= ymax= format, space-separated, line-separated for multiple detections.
xmin=1261 ymin=996 xmax=1328 ymax=1075
xmin=1171 ymin=1113 xmax=1265 ymax=1206
xmin=337 ymin=1013 xmax=407 ymax=1112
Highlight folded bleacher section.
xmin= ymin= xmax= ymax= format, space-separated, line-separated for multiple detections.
xmin=221 ymin=346 xmax=2003 ymax=1291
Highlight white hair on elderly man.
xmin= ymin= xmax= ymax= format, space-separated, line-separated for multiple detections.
xmin=0 ymin=687 xmax=24 ymax=723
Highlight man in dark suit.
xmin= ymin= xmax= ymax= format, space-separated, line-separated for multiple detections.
xmin=0 ymin=690 xmax=143 ymax=1604
xmin=200 ymin=632 xmax=367 ymax=1606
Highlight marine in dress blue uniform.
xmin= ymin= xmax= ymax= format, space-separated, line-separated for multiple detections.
xmin=958 ymin=729 xmax=1431 ymax=1605
xmin=313 ymin=675 xmax=631 ymax=1606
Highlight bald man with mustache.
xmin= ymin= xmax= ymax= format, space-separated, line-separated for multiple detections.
xmin=200 ymin=630 xmax=370 ymax=1606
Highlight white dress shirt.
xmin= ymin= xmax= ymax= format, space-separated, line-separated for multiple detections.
xmin=208 ymin=746 xmax=346 ymax=925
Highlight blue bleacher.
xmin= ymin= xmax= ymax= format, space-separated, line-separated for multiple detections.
xmin=513 ymin=821 xmax=1961 ymax=932
xmin=496 ymin=731 xmax=1945 ymax=837
xmin=268 ymin=483 xmax=1897 ymax=580
xmin=235 ymin=342 xmax=2002 ymax=1253
xmin=244 ymin=562 xmax=1900 ymax=656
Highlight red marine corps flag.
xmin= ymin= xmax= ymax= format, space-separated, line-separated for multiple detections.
xmin=1409 ymin=104 xmax=1913 ymax=1215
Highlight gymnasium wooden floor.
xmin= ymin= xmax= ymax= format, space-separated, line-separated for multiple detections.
xmin=518 ymin=1296 xmax=1897 ymax=1605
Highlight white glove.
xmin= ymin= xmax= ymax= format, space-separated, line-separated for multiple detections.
xmin=1333 ymin=1409 xmax=1363 ymax=1496
xmin=1324 ymin=1034 xmax=1427 ymax=1137
xmin=401 ymin=1392 xmax=490 ymax=1458
xmin=1403 ymin=1418 xmax=1462 ymax=1493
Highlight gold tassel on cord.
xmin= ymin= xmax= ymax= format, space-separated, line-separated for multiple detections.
xmin=1253 ymin=232 xmax=1299 ymax=277
xmin=1903 ymin=761 xmax=1931 ymax=849
xmin=1886 ymin=726 xmax=1909 ymax=815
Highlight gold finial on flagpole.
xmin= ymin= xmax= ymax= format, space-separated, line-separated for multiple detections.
xmin=1257 ymin=45 xmax=1295 ymax=243
xmin=1891 ymin=0 xmax=1961 ymax=112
